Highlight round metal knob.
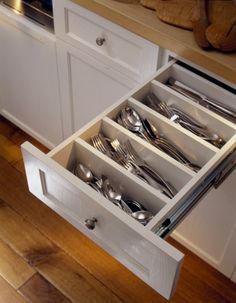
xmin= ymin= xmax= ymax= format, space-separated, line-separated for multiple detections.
xmin=84 ymin=217 xmax=97 ymax=230
xmin=96 ymin=37 xmax=106 ymax=46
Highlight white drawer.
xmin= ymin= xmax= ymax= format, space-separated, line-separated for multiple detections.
xmin=53 ymin=0 xmax=159 ymax=82
xmin=22 ymin=60 xmax=236 ymax=300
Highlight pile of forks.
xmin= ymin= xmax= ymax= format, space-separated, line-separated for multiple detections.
xmin=91 ymin=133 xmax=177 ymax=198
xmin=144 ymin=92 xmax=225 ymax=148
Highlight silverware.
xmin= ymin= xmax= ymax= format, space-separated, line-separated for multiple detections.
xmin=116 ymin=106 xmax=201 ymax=171
xmin=110 ymin=138 xmax=177 ymax=197
xmin=131 ymin=210 xmax=154 ymax=225
xmin=144 ymin=92 xmax=225 ymax=148
xmin=73 ymin=164 xmax=153 ymax=225
xmin=167 ymin=77 xmax=236 ymax=123
xmin=73 ymin=163 xmax=102 ymax=193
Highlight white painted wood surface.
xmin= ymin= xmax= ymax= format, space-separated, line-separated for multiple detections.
xmin=56 ymin=39 xmax=137 ymax=137
xmin=53 ymin=0 xmax=159 ymax=82
xmin=0 ymin=5 xmax=63 ymax=148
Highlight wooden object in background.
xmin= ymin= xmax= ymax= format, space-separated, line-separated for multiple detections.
xmin=206 ymin=15 xmax=236 ymax=52
xmin=154 ymin=0 xmax=196 ymax=30
xmin=140 ymin=0 xmax=236 ymax=51
xmin=192 ymin=0 xmax=211 ymax=49
xmin=140 ymin=0 xmax=158 ymax=10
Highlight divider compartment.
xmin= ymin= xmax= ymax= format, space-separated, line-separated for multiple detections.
xmin=106 ymin=98 xmax=217 ymax=168
xmin=79 ymin=117 xmax=193 ymax=193
xmin=50 ymin=138 xmax=168 ymax=218
xmin=153 ymin=62 xmax=236 ymax=124
xmin=132 ymin=80 xmax=235 ymax=143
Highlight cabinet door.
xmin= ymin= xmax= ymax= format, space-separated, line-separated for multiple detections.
xmin=172 ymin=170 xmax=236 ymax=279
xmin=0 ymin=6 xmax=63 ymax=148
xmin=56 ymin=39 xmax=138 ymax=138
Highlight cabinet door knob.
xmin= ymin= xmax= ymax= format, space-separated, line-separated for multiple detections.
xmin=84 ymin=217 xmax=98 ymax=230
xmin=96 ymin=37 xmax=106 ymax=46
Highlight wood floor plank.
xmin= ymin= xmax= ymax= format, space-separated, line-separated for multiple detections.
xmin=9 ymin=129 xmax=49 ymax=153
xmin=177 ymin=267 xmax=232 ymax=303
xmin=0 ymin=238 xmax=35 ymax=289
xmin=0 ymin=116 xmax=18 ymax=138
xmin=0 ymin=275 xmax=27 ymax=303
xmin=11 ymin=159 xmax=26 ymax=175
xmin=19 ymin=273 xmax=71 ymax=303
xmin=168 ymin=238 xmax=236 ymax=303
xmin=0 ymin=134 xmax=22 ymax=163
xmin=0 ymin=198 xmax=59 ymax=261
xmin=0 ymin=115 xmax=49 ymax=154
xmin=34 ymin=251 xmax=124 ymax=303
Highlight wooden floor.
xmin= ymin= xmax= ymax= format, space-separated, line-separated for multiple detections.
xmin=0 ymin=115 xmax=236 ymax=303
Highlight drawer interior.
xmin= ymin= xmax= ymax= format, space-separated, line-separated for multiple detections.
xmin=49 ymin=61 xmax=236 ymax=235
xmin=22 ymin=59 xmax=236 ymax=300
xmin=153 ymin=63 xmax=236 ymax=124
xmin=132 ymin=80 xmax=235 ymax=142
xmin=51 ymin=139 xmax=168 ymax=216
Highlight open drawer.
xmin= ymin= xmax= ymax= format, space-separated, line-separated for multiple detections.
xmin=21 ymin=59 xmax=236 ymax=300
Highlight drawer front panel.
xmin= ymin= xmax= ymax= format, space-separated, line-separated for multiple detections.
xmin=53 ymin=0 xmax=159 ymax=82
xmin=22 ymin=142 xmax=183 ymax=300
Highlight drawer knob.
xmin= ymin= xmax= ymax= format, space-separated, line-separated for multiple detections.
xmin=96 ymin=37 xmax=106 ymax=46
xmin=84 ymin=217 xmax=98 ymax=230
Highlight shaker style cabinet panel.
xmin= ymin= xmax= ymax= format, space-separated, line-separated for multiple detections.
xmin=56 ymin=39 xmax=136 ymax=138
xmin=22 ymin=59 xmax=236 ymax=299
xmin=172 ymin=169 xmax=236 ymax=279
xmin=0 ymin=6 xmax=63 ymax=149
xmin=54 ymin=0 xmax=159 ymax=138
xmin=53 ymin=0 xmax=159 ymax=83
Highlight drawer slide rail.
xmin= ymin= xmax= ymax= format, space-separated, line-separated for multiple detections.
xmin=155 ymin=148 xmax=236 ymax=238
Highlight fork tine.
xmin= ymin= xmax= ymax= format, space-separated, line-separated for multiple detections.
xmin=124 ymin=140 xmax=140 ymax=162
xmin=91 ymin=135 xmax=106 ymax=154
xmin=110 ymin=138 xmax=127 ymax=158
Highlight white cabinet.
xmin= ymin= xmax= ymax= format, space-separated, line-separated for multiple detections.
xmin=56 ymin=39 xmax=137 ymax=137
xmin=0 ymin=6 xmax=63 ymax=149
xmin=172 ymin=172 xmax=236 ymax=279
xmin=22 ymin=59 xmax=236 ymax=299
xmin=54 ymin=0 xmax=159 ymax=137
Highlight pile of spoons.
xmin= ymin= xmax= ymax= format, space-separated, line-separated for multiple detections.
xmin=72 ymin=162 xmax=154 ymax=225
xmin=116 ymin=105 xmax=201 ymax=172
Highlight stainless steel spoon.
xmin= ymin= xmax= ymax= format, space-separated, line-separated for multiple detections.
xmin=73 ymin=163 xmax=102 ymax=192
xmin=120 ymin=106 xmax=150 ymax=141
xmin=131 ymin=210 xmax=154 ymax=225
xmin=73 ymin=163 xmax=96 ymax=183
xmin=101 ymin=176 xmax=132 ymax=214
